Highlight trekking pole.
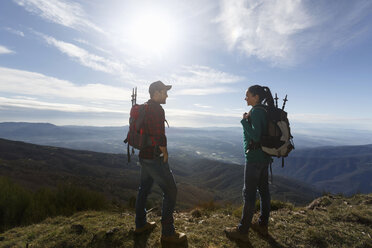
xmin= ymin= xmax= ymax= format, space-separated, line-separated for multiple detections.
xmin=282 ymin=95 xmax=288 ymax=110
xmin=274 ymin=93 xmax=279 ymax=108
xmin=134 ymin=87 xmax=137 ymax=105
xmin=131 ymin=87 xmax=137 ymax=107
xmin=131 ymin=87 xmax=137 ymax=156
xmin=126 ymin=87 xmax=138 ymax=164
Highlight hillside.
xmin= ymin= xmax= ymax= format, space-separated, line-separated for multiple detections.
xmin=0 ymin=138 xmax=319 ymax=207
xmin=273 ymin=144 xmax=372 ymax=195
xmin=0 ymin=194 xmax=371 ymax=248
xmin=1 ymin=122 xmax=372 ymax=195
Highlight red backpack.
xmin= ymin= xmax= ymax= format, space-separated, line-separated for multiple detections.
xmin=124 ymin=103 xmax=153 ymax=162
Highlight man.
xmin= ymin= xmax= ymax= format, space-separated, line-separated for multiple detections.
xmin=134 ymin=81 xmax=187 ymax=244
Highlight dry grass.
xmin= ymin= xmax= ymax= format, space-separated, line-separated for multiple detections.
xmin=0 ymin=194 xmax=371 ymax=248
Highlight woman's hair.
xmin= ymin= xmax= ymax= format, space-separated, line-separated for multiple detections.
xmin=248 ymin=85 xmax=274 ymax=107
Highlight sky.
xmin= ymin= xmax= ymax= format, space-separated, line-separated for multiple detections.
xmin=1 ymin=0 xmax=372 ymax=132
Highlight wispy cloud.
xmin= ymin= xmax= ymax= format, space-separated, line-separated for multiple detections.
xmin=167 ymin=65 xmax=244 ymax=95
xmin=176 ymin=87 xmax=235 ymax=96
xmin=194 ymin=103 xmax=212 ymax=109
xmin=40 ymin=34 xmax=140 ymax=83
xmin=13 ymin=0 xmax=103 ymax=33
xmin=216 ymin=0 xmax=372 ymax=66
xmin=0 ymin=96 xmax=125 ymax=114
xmin=171 ymin=65 xmax=243 ymax=86
xmin=4 ymin=27 xmax=25 ymax=37
xmin=0 ymin=66 xmax=131 ymax=101
xmin=0 ymin=45 xmax=15 ymax=54
xmin=74 ymin=38 xmax=111 ymax=55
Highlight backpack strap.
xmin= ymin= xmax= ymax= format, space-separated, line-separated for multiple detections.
xmin=247 ymin=105 xmax=268 ymax=150
xmin=127 ymin=142 xmax=130 ymax=164
xmin=270 ymin=162 xmax=273 ymax=184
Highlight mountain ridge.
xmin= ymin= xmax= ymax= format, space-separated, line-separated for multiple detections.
xmin=0 ymin=138 xmax=319 ymax=207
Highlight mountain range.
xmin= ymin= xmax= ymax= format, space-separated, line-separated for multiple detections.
xmin=0 ymin=138 xmax=319 ymax=207
xmin=0 ymin=122 xmax=371 ymax=195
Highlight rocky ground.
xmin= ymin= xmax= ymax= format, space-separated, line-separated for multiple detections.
xmin=0 ymin=194 xmax=371 ymax=248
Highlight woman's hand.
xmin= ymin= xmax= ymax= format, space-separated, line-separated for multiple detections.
xmin=243 ymin=112 xmax=249 ymax=119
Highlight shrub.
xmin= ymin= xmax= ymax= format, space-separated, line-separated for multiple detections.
xmin=0 ymin=177 xmax=32 ymax=232
xmin=233 ymin=199 xmax=294 ymax=218
xmin=0 ymin=177 xmax=109 ymax=232
xmin=197 ymin=200 xmax=219 ymax=211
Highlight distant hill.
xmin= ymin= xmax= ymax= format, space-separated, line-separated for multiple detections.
xmin=1 ymin=193 xmax=371 ymax=247
xmin=273 ymin=144 xmax=372 ymax=195
xmin=2 ymin=122 xmax=372 ymax=195
xmin=0 ymin=138 xmax=319 ymax=207
xmin=2 ymin=122 xmax=372 ymax=163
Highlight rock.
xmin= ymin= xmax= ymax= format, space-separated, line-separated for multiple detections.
xmin=190 ymin=209 xmax=202 ymax=218
xmin=306 ymin=198 xmax=323 ymax=210
xmin=106 ymin=227 xmax=119 ymax=237
xmin=71 ymin=224 xmax=85 ymax=234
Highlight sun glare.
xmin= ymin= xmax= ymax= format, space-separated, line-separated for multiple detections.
xmin=128 ymin=12 xmax=176 ymax=56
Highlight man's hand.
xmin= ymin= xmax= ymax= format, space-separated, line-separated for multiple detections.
xmin=159 ymin=146 xmax=168 ymax=163
xmin=243 ymin=112 xmax=249 ymax=119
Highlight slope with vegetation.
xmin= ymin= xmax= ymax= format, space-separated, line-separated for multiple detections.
xmin=0 ymin=138 xmax=319 ymax=209
xmin=0 ymin=193 xmax=371 ymax=248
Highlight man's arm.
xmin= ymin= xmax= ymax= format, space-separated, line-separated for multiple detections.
xmin=147 ymin=105 xmax=168 ymax=162
xmin=159 ymin=146 xmax=168 ymax=163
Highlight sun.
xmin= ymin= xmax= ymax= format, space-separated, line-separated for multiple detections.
xmin=127 ymin=11 xmax=176 ymax=56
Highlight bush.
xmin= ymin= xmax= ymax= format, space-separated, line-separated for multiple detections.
xmin=0 ymin=177 xmax=32 ymax=232
xmin=233 ymin=199 xmax=294 ymax=218
xmin=197 ymin=200 xmax=219 ymax=211
xmin=270 ymin=199 xmax=294 ymax=211
xmin=0 ymin=177 xmax=109 ymax=232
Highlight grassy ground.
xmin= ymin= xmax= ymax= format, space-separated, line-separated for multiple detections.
xmin=0 ymin=194 xmax=371 ymax=248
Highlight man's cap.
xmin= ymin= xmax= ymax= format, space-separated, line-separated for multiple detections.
xmin=149 ymin=81 xmax=172 ymax=95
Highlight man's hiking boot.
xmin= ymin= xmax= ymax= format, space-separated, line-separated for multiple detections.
xmin=134 ymin=221 xmax=156 ymax=234
xmin=251 ymin=222 xmax=268 ymax=236
xmin=161 ymin=231 xmax=187 ymax=243
xmin=224 ymin=227 xmax=249 ymax=242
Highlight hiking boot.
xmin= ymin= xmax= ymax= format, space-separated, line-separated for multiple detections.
xmin=161 ymin=231 xmax=187 ymax=243
xmin=134 ymin=221 xmax=156 ymax=234
xmin=224 ymin=227 xmax=249 ymax=242
xmin=251 ymin=222 xmax=268 ymax=236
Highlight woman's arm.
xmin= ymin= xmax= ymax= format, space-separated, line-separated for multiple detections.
xmin=240 ymin=108 xmax=265 ymax=142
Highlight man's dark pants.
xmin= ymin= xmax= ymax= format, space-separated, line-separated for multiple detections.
xmin=135 ymin=157 xmax=177 ymax=236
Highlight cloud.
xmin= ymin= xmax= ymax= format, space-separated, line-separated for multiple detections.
xmin=13 ymin=0 xmax=103 ymax=33
xmin=41 ymin=34 xmax=140 ymax=83
xmin=167 ymin=65 xmax=244 ymax=95
xmin=194 ymin=103 xmax=212 ymax=109
xmin=0 ymin=66 xmax=131 ymax=101
xmin=4 ymin=27 xmax=25 ymax=37
xmin=74 ymin=39 xmax=111 ymax=54
xmin=176 ymin=87 xmax=235 ymax=96
xmin=216 ymin=0 xmax=372 ymax=66
xmin=0 ymin=96 xmax=125 ymax=114
xmin=0 ymin=45 xmax=15 ymax=54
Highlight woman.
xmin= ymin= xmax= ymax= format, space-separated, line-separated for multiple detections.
xmin=225 ymin=85 xmax=274 ymax=242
